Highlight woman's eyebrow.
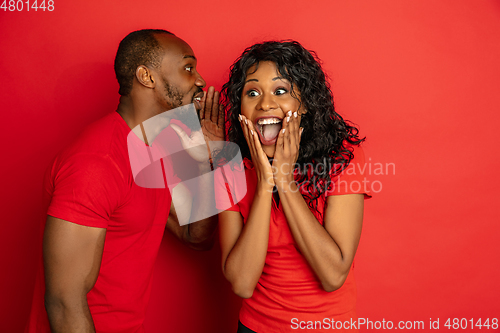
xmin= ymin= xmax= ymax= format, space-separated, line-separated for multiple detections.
xmin=245 ymin=77 xmax=285 ymax=83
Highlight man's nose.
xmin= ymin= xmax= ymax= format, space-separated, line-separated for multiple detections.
xmin=195 ymin=73 xmax=206 ymax=88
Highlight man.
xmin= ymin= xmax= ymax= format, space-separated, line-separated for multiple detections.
xmin=25 ymin=29 xmax=223 ymax=332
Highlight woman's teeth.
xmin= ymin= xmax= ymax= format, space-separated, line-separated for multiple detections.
xmin=257 ymin=118 xmax=281 ymax=125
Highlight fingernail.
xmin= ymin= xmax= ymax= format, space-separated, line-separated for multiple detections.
xmin=238 ymin=115 xmax=242 ymax=121
xmin=245 ymin=119 xmax=248 ymax=124
xmin=287 ymin=117 xmax=290 ymax=123
xmin=294 ymin=111 xmax=298 ymax=118
xmin=282 ymin=129 xmax=286 ymax=133
xmin=287 ymin=111 xmax=292 ymax=117
xmin=250 ymin=130 xmax=254 ymax=135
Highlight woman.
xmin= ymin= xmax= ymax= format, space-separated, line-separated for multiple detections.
xmin=215 ymin=41 xmax=370 ymax=332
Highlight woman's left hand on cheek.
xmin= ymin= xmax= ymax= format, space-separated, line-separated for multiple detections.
xmin=273 ymin=110 xmax=303 ymax=191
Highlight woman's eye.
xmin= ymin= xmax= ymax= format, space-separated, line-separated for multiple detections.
xmin=275 ymin=88 xmax=287 ymax=95
xmin=247 ymin=90 xmax=259 ymax=97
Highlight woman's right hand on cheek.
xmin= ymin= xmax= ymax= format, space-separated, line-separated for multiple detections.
xmin=239 ymin=115 xmax=275 ymax=190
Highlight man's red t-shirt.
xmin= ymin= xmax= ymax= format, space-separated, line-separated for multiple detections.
xmin=215 ymin=145 xmax=371 ymax=332
xmin=26 ymin=112 xmax=174 ymax=333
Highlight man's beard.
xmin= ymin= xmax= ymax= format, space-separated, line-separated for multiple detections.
xmin=161 ymin=83 xmax=199 ymax=130
xmin=163 ymin=81 xmax=203 ymax=109
xmin=164 ymin=81 xmax=184 ymax=110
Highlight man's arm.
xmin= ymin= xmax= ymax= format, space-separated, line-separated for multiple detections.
xmin=165 ymin=184 xmax=217 ymax=251
xmin=43 ymin=215 xmax=106 ymax=332
xmin=165 ymin=126 xmax=218 ymax=250
xmin=165 ymin=87 xmax=223 ymax=250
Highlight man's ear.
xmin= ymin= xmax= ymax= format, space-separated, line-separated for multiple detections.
xmin=136 ymin=65 xmax=155 ymax=89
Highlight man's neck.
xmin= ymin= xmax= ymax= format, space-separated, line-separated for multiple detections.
xmin=117 ymin=95 xmax=175 ymax=145
xmin=117 ymin=95 xmax=170 ymax=128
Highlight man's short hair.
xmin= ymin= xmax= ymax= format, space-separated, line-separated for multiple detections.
xmin=114 ymin=29 xmax=174 ymax=96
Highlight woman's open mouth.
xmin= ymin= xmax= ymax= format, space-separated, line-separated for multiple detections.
xmin=255 ymin=117 xmax=283 ymax=146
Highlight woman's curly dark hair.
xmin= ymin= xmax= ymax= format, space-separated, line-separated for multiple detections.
xmin=218 ymin=40 xmax=365 ymax=215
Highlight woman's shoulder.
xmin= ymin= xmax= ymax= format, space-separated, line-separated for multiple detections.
xmin=328 ymin=143 xmax=372 ymax=197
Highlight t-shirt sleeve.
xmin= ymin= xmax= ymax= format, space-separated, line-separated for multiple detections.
xmin=326 ymin=145 xmax=372 ymax=197
xmin=214 ymin=164 xmax=241 ymax=212
xmin=47 ymin=153 xmax=125 ymax=228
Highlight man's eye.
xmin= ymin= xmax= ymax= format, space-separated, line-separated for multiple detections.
xmin=275 ymin=88 xmax=287 ymax=95
xmin=247 ymin=90 xmax=259 ymax=97
xmin=185 ymin=66 xmax=193 ymax=72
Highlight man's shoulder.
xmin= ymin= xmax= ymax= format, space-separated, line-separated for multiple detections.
xmin=48 ymin=112 xmax=130 ymax=179
xmin=43 ymin=113 xmax=133 ymax=229
xmin=73 ymin=112 xmax=128 ymax=152
xmin=56 ymin=112 xmax=128 ymax=159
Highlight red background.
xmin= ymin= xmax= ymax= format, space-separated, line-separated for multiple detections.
xmin=1 ymin=1 xmax=499 ymax=332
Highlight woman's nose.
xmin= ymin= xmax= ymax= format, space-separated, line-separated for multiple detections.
xmin=257 ymin=92 xmax=278 ymax=111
